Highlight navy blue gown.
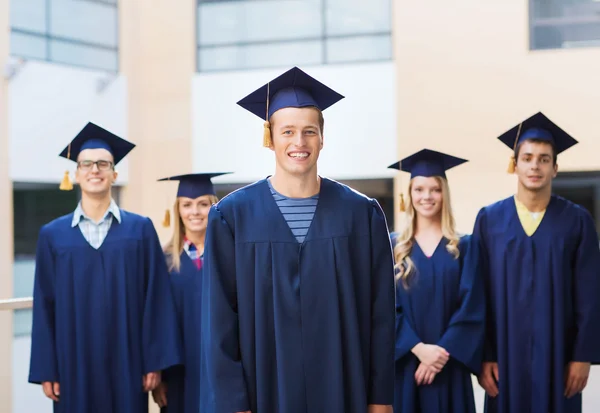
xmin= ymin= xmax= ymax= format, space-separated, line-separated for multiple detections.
xmin=29 ymin=210 xmax=182 ymax=413
xmin=161 ymin=252 xmax=211 ymax=413
xmin=200 ymin=177 xmax=396 ymax=413
xmin=393 ymin=235 xmax=485 ymax=413
xmin=474 ymin=195 xmax=600 ymax=413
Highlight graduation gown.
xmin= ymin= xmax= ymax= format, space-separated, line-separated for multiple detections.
xmin=473 ymin=195 xmax=600 ymax=413
xmin=201 ymin=177 xmax=396 ymax=413
xmin=28 ymin=211 xmax=182 ymax=413
xmin=161 ymin=252 xmax=211 ymax=413
xmin=393 ymin=235 xmax=485 ymax=413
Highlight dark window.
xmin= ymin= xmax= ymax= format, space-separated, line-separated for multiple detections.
xmin=553 ymin=171 xmax=600 ymax=237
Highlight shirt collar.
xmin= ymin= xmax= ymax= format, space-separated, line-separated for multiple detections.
xmin=72 ymin=199 xmax=121 ymax=227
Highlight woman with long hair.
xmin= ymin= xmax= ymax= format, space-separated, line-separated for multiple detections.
xmin=389 ymin=149 xmax=484 ymax=413
xmin=151 ymin=172 xmax=230 ymax=413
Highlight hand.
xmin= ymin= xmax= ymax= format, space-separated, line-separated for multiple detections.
xmin=414 ymin=362 xmax=437 ymax=385
xmin=143 ymin=371 xmax=162 ymax=392
xmin=42 ymin=381 xmax=60 ymax=402
xmin=152 ymin=382 xmax=168 ymax=408
xmin=367 ymin=405 xmax=393 ymax=413
xmin=564 ymin=361 xmax=590 ymax=398
xmin=478 ymin=362 xmax=499 ymax=397
xmin=411 ymin=343 xmax=449 ymax=372
xmin=235 ymin=411 xmax=251 ymax=413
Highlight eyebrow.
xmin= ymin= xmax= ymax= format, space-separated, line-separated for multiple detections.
xmin=521 ymin=152 xmax=551 ymax=157
xmin=278 ymin=124 xmax=318 ymax=130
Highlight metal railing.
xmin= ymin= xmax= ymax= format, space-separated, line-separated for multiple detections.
xmin=0 ymin=297 xmax=33 ymax=311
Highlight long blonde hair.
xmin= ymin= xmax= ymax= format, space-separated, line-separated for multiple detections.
xmin=393 ymin=176 xmax=460 ymax=288
xmin=163 ymin=195 xmax=219 ymax=272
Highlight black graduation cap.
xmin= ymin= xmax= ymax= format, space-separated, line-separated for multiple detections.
xmin=388 ymin=149 xmax=468 ymax=180
xmin=388 ymin=149 xmax=468 ymax=212
xmin=57 ymin=122 xmax=135 ymax=191
xmin=236 ymin=66 xmax=344 ymax=147
xmin=157 ymin=173 xmax=231 ymax=198
xmin=157 ymin=172 xmax=231 ymax=227
xmin=497 ymin=112 xmax=578 ymax=173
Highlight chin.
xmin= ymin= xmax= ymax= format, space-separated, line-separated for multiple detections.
xmin=416 ymin=208 xmax=441 ymax=218
xmin=187 ymin=224 xmax=206 ymax=233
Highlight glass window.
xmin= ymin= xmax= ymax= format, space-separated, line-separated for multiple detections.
xmin=326 ymin=35 xmax=392 ymax=63
xmin=9 ymin=0 xmax=47 ymax=33
xmin=325 ymin=0 xmax=391 ymax=36
xmin=51 ymin=39 xmax=118 ymax=71
xmin=50 ymin=0 xmax=118 ymax=47
xmin=10 ymin=32 xmax=47 ymax=60
xmin=530 ymin=0 xmax=600 ymax=50
xmin=196 ymin=0 xmax=393 ymax=72
xmin=199 ymin=0 xmax=322 ymax=46
xmin=199 ymin=40 xmax=323 ymax=72
xmin=9 ymin=0 xmax=119 ymax=72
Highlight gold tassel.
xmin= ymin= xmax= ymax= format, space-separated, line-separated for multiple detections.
xmin=162 ymin=209 xmax=171 ymax=228
xmin=263 ymin=121 xmax=272 ymax=148
xmin=507 ymin=156 xmax=515 ymax=174
xmin=59 ymin=170 xmax=73 ymax=191
xmin=399 ymin=193 xmax=406 ymax=212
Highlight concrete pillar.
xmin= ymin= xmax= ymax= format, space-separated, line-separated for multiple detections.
xmin=0 ymin=0 xmax=15 ymax=409
xmin=119 ymin=0 xmax=195 ymax=243
xmin=119 ymin=1 xmax=196 ymax=411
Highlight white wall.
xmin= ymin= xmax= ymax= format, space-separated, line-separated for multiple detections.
xmin=192 ymin=62 xmax=397 ymax=184
xmin=8 ymin=59 xmax=129 ymax=184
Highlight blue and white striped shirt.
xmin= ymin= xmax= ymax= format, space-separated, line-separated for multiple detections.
xmin=71 ymin=199 xmax=121 ymax=249
xmin=268 ymin=179 xmax=319 ymax=243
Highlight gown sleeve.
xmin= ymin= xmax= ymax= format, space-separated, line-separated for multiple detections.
xmin=141 ymin=218 xmax=183 ymax=374
xmin=201 ymin=205 xmax=250 ymax=412
xmin=571 ymin=208 xmax=600 ymax=363
xmin=472 ymin=207 xmax=496 ymax=363
xmin=28 ymin=226 xmax=59 ymax=384
xmin=436 ymin=235 xmax=486 ymax=375
xmin=394 ymin=285 xmax=423 ymax=361
xmin=366 ymin=200 xmax=396 ymax=406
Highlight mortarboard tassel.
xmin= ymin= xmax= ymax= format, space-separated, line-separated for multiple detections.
xmin=399 ymin=193 xmax=406 ymax=212
xmin=60 ymin=143 xmax=73 ymax=191
xmin=59 ymin=170 xmax=73 ymax=191
xmin=262 ymin=82 xmax=272 ymax=148
xmin=263 ymin=121 xmax=272 ymax=148
xmin=507 ymin=122 xmax=522 ymax=174
xmin=162 ymin=209 xmax=171 ymax=228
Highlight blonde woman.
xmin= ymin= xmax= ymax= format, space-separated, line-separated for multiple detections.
xmin=388 ymin=149 xmax=484 ymax=413
xmin=152 ymin=172 xmax=230 ymax=413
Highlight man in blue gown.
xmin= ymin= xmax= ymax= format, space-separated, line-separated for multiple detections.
xmin=474 ymin=112 xmax=600 ymax=413
xmin=28 ymin=122 xmax=182 ymax=413
xmin=201 ymin=67 xmax=396 ymax=413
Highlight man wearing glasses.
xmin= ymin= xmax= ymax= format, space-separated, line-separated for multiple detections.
xmin=28 ymin=122 xmax=181 ymax=413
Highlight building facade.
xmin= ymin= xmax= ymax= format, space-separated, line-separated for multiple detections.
xmin=1 ymin=0 xmax=599 ymax=411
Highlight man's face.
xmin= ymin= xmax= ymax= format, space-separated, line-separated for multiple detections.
xmin=514 ymin=140 xmax=557 ymax=192
xmin=75 ymin=148 xmax=117 ymax=195
xmin=269 ymin=107 xmax=323 ymax=178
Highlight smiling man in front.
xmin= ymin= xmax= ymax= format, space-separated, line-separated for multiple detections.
xmin=474 ymin=112 xmax=600 ymax=413
xmin=28 ymin=123 xmax=181 ymax=413
xmin=200 ymin=67 xmax=396 ymax=413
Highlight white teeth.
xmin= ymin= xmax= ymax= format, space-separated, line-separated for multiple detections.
xmin=289 ymin=153 xmax=308 ymax=158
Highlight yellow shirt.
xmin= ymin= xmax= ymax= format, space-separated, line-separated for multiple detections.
xmin=514 ymin=195 xmax=546 ymax=236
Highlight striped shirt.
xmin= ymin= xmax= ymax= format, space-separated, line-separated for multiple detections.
xmin=268 ymin=179 xmax=319 ymax=243
xmin=183 ymin=237 xmax=203 ymax=269
xmin=71 ymin=199 xmax=121 ymax=249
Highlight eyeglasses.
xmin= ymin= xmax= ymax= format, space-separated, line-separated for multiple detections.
xmin=77 ymin=160 xmax=114 ymax=171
